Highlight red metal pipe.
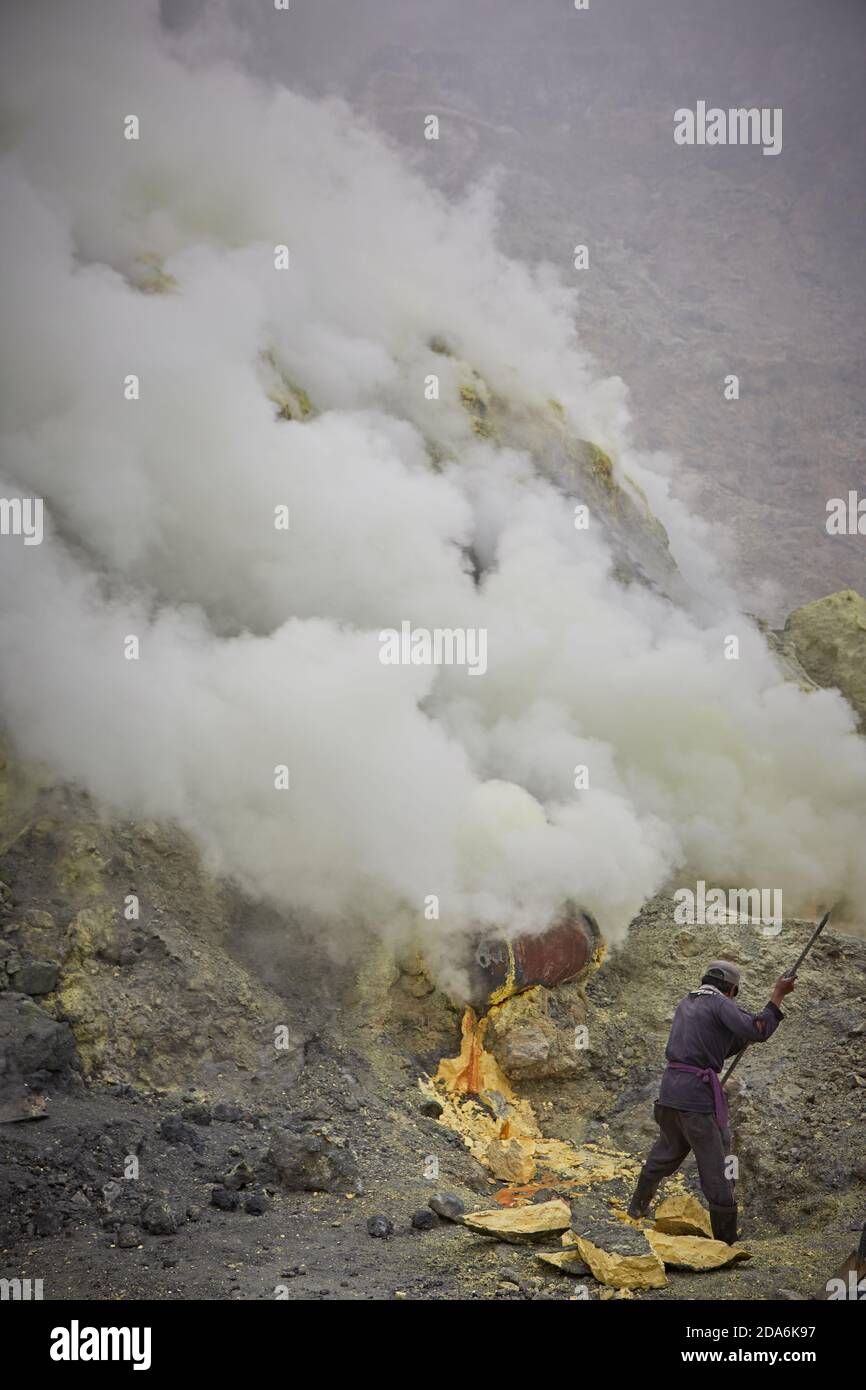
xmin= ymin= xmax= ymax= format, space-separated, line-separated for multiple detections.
xmin=467 ymin=903 xmax=601 ymax=1010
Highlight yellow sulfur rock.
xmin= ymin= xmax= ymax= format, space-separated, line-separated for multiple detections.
xmin=538 ymin=1249 xmax=588 ymax=1275
xmin=654 ymin=1193 xmax=713 ymax=1238
xmin=784 ymin=589 xmax=866 ymax=731
xmin=647 ymin=1231 xmax=751 ymax=1270
xmin=127 ymin=251 xmax=178 ymax=294
xmin=572 ymin=1234 xmax=667 ymax=1290
xmin=485 ymin=1137 xmax=537 ymax=1184
xmin=463 ymin=1199 xmax=572 ymax=1243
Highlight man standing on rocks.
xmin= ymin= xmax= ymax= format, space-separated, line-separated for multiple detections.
xmin=627 ymin=960 xmax=796 ymax=1244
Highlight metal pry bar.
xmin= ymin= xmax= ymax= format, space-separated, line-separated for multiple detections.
xmin=720 ymin=909 xmax=832 ymax=1087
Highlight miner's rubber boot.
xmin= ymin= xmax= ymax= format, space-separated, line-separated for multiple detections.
xmin=626 ymin=1170 xmax=658 ymax=1220
xmin=710 ymin=1202 xmax=739 ymax=1245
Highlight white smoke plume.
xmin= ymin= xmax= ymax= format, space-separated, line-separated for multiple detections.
xmin=1 ymin=1 xmax=864 ymax=984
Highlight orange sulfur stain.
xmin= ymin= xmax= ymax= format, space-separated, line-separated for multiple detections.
xmin=433 ymin=1006 xmax=519 ymax=1103
xmin=495 ymin=1184 xmax=547 ymax=1208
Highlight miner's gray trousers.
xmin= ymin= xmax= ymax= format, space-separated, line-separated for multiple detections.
xmin=641 ymin=1101 xmax=735 ymax=1209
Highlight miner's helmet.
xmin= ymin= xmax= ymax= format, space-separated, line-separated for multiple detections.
xmin=703 ymin=959 xmax=741 ymax=996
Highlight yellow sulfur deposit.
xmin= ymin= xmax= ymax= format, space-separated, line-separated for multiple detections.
xmin=572 ymin=1233 xmax=667 ymax=1290
xmin=647 ymin=1231 xmax=751 ymax=1270
xmin=463 ymin=1199 xmax=572 ymax=1243
xmin=653 ymin=1192 xmax=714 ymax=1238
xmin=538 ymin=1249 xmax=588 ymax=1275
xmin=423 ymin=1009 xmax=752 ymax=1291
xmin=485 ymin=1137 xmax=537 ymax=1184
xmin=421 ymin=1008 xmax=637 ymax=1190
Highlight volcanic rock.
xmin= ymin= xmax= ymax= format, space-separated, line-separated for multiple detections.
xmin=210 ymin=1186 xmax=240 ymax=1211
xmin=9 ymin=960 xmax=59 ymax=996
xmin=0 ymin=992 xmax=80 ymax=1099
xmin=428 ymin=1192 xmax=465 ymax=1222
xmin=268 ymin=1128 xmax=361 ymax=1194
xmin=141 ymin=1199 xmax=180 ymax=1235
xmin=159 ymin=1115 xmax=205 ymax=1152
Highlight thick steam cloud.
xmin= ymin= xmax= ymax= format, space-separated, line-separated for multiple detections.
xmin=1 ymin=1 xmax=865 ymax=986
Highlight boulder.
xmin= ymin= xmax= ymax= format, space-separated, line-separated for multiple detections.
xmin=9 ymin=960 xmax=59 ymax=996
xmin=268 ymin=1128 xmax=361 ymax=1194
xmin=485 ymin=985 xmax=588 ymax=1081
xmin=140 ymin=1199 xmax=180 ymax=1235
xmin=783 ymin=589 xmax=866 ymax=730
xmin=0 ymin=992 xmax=80 ymax=1100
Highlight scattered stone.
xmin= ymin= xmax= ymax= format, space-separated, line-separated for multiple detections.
xmin=411 ymin=1208 xmax=437 ymax=1230
xmin=116 ymin=1225 xmax=140 ymax=1249
xmin=183 ymin=1103 xmax=212 ymax=1126
xmin=0 ymin=993 xmax=80 ymax=1097
xmin=339 ymin=1071 xmax=365 ymax=1111
xmin=418 ymin=1098 xmax=443 ymax=1118
xmin=213 ymin=1103 xmax=243 ymax=1123
xmin=11 ymin=960 xmax=59 ymax=996
xmin=296 ymin=1100 xmax=331 ymax=1122
xmin=268 ymin=1128 xmax=361 ymax=1194
xmin=531 ymin=1188 xmax=564 ymax=1204
xmin=159 ymin=1115 xmax=205 ymax=1151
xmin=429 ymin=1192 xmax=465 ymax=1222
xmin=33 ymin=1207 xmax=62 ymax=1237
xmin=210 ymin=1186 xmax=240 ymax=1212
xmin=366 ymin=1214 xmax=393 ymax=1238
xmin=218 ymin=1162 xmax=255 ymax=1191
xmin=140 ymin=1200 xmax=179 ymax=1236
xmin=244 ymin=1193 xmax=269 ymax=1215
xmin=186 ymin=1205 xmax=201 ymax=1221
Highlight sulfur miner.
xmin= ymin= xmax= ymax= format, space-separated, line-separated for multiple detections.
xmin=626 ymin=960 xmax=795 ymax=1244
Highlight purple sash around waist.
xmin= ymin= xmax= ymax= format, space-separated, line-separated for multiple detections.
xmin=666 ymin=1062 xmax=728 ymax=1127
